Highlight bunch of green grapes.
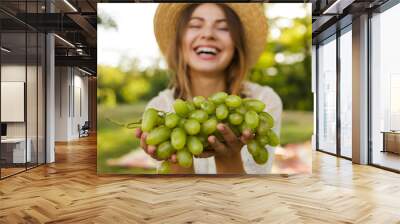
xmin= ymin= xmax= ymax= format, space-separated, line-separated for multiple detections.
xmin=138 ymin=92 xmax=279 ymax=174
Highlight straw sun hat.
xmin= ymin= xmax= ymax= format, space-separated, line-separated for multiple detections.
xmin=153 ymin=3 xmax=268 ymax=70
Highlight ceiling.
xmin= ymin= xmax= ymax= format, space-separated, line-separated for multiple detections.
xmin=311 ymin=0 xmax=390 ymax=43
xmin=0 ymin=0 xmax=97 ymax=74
xmin=0 ymin=0 xmax=394 ymax=75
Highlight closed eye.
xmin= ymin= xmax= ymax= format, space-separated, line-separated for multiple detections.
xmin=216 ymin=21 xmax=229 ymax=31
xmin=189 ymin=25 xmax=201 ymax=29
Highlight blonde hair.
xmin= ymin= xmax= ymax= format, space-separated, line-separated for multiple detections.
xmin=166 ymin=3 xmax=248 ymax=100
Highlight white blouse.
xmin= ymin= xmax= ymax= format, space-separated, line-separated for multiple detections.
xmin=144 ymin=81 xmax=283 ymax=174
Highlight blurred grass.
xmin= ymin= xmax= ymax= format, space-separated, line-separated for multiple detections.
xmin=98 ymin=104 xmax=313 ymax=174
xmin=280 ymin=110 xmax=313 ymax=145
xmin=97 ymin=102 xmax=156 ymax=174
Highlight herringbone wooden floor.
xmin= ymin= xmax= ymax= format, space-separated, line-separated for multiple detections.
xmin=1 ymin=135 xmax=400 ymax=224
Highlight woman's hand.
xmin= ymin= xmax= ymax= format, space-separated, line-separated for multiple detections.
xmin=197 ymin=123 xmax=254 ymax=174
xmin=135 ymin=128 xmax=177 ymax=163
xmin=195 ymin=123 xmax=253 ymax=158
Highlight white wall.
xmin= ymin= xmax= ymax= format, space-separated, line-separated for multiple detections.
xmin=55 ymin=66 xmax=69 ymax=141
xmin=1 ymin=82 xmax=25 ymax=122
xmin=1 ymin=66 xmax=26 ymax=128
xmin=54 ymin=67 xmax=89 ymax=141
xmin=1 ymin=64 xmax=46 ymax=164
xmin=72 ymin=73 xmax=89 ymax=138
xmin=1 ymin=65 xmax=30 ymax=138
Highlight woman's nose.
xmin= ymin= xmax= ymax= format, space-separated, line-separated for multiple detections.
xmin=200 ymin=26 xmax=215 ymax=40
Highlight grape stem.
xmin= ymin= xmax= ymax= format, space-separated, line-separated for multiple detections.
xmin=106 ymin=117 xmax=142 ymax=129
xmin=105 ymin=109 xmax=165 ymax=129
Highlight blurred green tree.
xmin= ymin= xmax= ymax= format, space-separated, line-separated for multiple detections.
xmin=97 ymin=10 xmax=117 ymax=30
xmin=120 ymin=78 xmax=150 ymax=103
xmin=251 ymin=4 xmax=312 ymax=111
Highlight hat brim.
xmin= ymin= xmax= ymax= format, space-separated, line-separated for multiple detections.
xmin=154 ymin=3 xmax=268 ymax=70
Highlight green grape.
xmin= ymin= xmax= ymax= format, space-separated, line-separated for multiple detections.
xmin=197 ymin=134 xmax=209 ymax=148
xmin=259 ymin=112 xmax=274 ymax=128
xmin=171 ymin=127 xmax=186 ymax=150
xmin=173 ymin=99 xmax=189 ymax=117
xmin=201 ymin=117 xmax=217 ymax=135
xmin=193 ymin=96 xmax=206 ymax=108
xmin=243 ymin=98 xmax=252 ymax=103
xmin=256 ymin=120 xmax=270 ymax=136
xmin=178 ymin=118 xmax=186 ymax=129
xmin=244 ymin=99 xmax=266 ymax=113
xmin=254 ymin=149 xmax=269 ymax=165
xmin=256 ymin=135 xmax=269 ymax=146
xmin=228 ymin=113 xmax=243 ymax=126
xmin=177 ymin=150 xmax=193 ymax=168
xmin=245 ymin=110 xmax=260 ymax=129
xmin=165 ymin=113 xmax=180 ymax=128
xmin=266 ymin=129 xmax=280 ymax=146
xmin=146 ymin=126 xmax=171 ymax=145
xmin=225 ymin=95 xmax=242 ymax=108
xmin=235 ymin=105 xmax=247 ymax=115
xmin=187 ymin=101 xmax=196 ymax=112
xmin=197 ymin=135 xmax=206 ymax=143
xmin=158 ymin=161 xmax=171 ymax=174
xmin=141 ymin=108 xmax=158 ymax=132
xmin=140 ymin=93 xmax=278 ymax=166
xmin=200 ymin=101 xmax=216 ymax=115
xmin=187 ymin=136 xmax=203 ymax=156
xmin=240 ymin=122 xmax=255 ymax=133
xmin=247 ymin=139 xmax=262 ymax=157
xmin=184 ymin=119 xmax=201 ymax=135
xmin=209 ymin=92 xmax=228 ymax=104
xmin=156 ymin=141 xmax=174 ymax=160
xmin=157 ymin=115 xmax=165 ymax=125
xmin=189 ymin=110 xmax=208 ymax=123
xmin=216 ymin=104 xmax=229 ymax=120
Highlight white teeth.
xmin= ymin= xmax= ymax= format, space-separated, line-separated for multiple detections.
xmin=196 ymin=47 xmax=218 ymax=55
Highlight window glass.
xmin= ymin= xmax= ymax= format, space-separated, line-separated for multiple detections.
xmin=317 ymin=35 xmax=337 ymax=154
xmin=339 ymin=28 xmax=352 ymax=158
xmin=371 ymin=3 xmax=400 ymax=171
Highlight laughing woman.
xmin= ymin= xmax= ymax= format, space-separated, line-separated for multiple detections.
xmin=135 ymin=3 xmax=282 ymax=174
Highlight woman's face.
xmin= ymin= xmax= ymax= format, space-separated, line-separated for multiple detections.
xmin=182 ymin=3 xmax=235 ymax=75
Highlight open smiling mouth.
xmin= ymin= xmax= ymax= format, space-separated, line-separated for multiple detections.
xmin=194 ymin=46 xmax=221 ymax=60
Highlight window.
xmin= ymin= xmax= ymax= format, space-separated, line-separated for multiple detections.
xmin=0 ymin=1 xmax=46 ymax=179
xmin=371 ymin=3 xmax=400 ymax=171
xmin=339 ymin=27 xmax=352 ymax=158
xmin=317 ymin=35 xmax=337 ymax=154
